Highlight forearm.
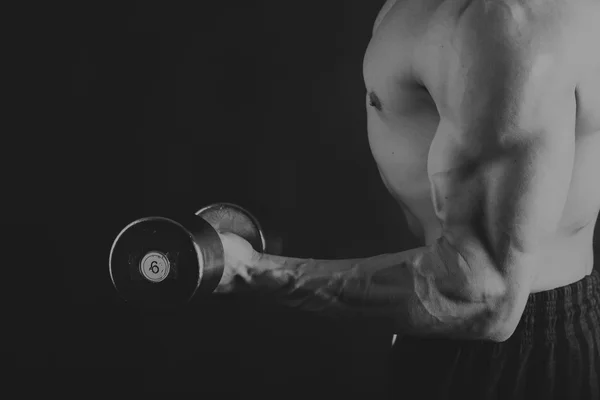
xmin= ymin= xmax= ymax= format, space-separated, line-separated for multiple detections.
xmin=247 ymin=237 xmax=508 ymax=341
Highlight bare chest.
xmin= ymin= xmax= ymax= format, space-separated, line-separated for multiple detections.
xmin=363 ymin=0 xmax=450 ymax=238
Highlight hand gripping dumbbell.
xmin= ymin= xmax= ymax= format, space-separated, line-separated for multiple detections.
xmin=109 ymin=203 xmax=266 ymax=310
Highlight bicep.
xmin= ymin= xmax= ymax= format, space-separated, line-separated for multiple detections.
xmin=431 ymin=92 xmax=577 ymax=261
xmin=423 ymin=6 xmax=578 ymax=324
xmin=429 ymin=95 xmax=575 ymax=338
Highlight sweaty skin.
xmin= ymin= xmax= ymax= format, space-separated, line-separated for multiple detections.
xmin=228 ymin=0 xmax=600 ymax=342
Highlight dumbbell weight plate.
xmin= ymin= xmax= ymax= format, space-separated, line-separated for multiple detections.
xmin=196 ymin=203 xmax=266 ymax=253
xmin=109 ymin=203 xmax=266 ymax=310
xmin=109 ymin=214 xmax=224 ymax=310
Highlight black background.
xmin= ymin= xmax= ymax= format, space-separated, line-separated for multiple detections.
xmin=4 ymin=0 xmax=599 ymax=397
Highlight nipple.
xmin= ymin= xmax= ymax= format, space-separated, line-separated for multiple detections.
xmin=368 ymin=92 xmax=383 ymax=111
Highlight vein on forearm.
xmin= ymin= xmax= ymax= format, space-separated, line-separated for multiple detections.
xmin=249 ymin=238 xmax=504 ymax=339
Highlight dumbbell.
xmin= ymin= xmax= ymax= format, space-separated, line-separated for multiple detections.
xmin=109 ymin=203 xmax=266 ymax=310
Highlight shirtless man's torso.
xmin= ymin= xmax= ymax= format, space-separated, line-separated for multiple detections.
xmin=364 ymin=0 xmax=600 ymax=294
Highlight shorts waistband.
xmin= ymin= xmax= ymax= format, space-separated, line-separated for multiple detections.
xmin=523 ymin=270 xmax=600 ymax=316
xmin=517 ymin=269 xmax=600 ymax=339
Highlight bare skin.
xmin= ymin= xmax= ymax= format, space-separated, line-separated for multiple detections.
xmin=365 ymin=0 xmax=600 ymax=293
xmin=217 ymin=0 xmax=600 ymax=342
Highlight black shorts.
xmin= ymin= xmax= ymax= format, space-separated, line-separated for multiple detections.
xmin=387 ymin=270 xmax=600 ymax=400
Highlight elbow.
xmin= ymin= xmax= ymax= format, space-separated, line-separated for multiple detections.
xmin=479 ymin=293 xmax=522 ymax=343
xmin=461 ymin=278 xmax=519 ymax=342
xmin=461 ymin=266 xmax=523 ymax=342
xmin=455 ymin=277 xmax=520 ymax=342
xmin=483 ymin=320 xmax=517 ymax=343
xmin=440 ymin=282 xmax=521 ymax=342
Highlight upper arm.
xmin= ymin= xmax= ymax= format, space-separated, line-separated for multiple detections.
xmin=423 ymin=2 xmax=577 ymax=339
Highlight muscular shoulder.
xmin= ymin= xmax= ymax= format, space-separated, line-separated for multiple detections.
xmin=416 ymin=0 xmax=593 ymax=114
xmin=469 ymin=0 xmax=577 ymax=40
xmin=456 ymin=0 xmax=596 ymax=59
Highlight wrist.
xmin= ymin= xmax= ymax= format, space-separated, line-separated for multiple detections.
xmin=246 ymin=252 xmax=298 ymax=291
xmin=248 ymin=250 xmax=264 ymax=272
